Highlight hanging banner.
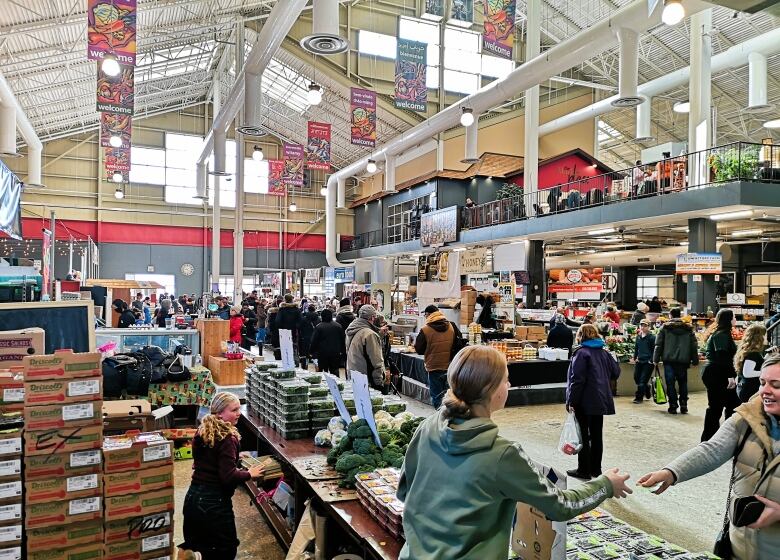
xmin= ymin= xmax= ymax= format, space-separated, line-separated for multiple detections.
xmin=0 ymin=160 xmax=22 ymax=240
xmin=481 ymin=0 xmax=516 ymax=59
xmin=87 ymin=0 xmax=137 ymax=65
xmin=282 ymin=143 xmax=304 ymax=186
xmin=306 ymin=122 xmax=331 ymax=171
xmin=96 ymin=63 xmax=134 ymax=115
xmin=350 ymin=88 xmax=377 ymax=147
xmin=417 ymin=256 xmax=429 ymax=282
xmin=548 ymin=268 xmax=604 ymax=293
xmin=41 ymin=230 xmax=52 ymax=298
xmin=676 ymin=253 xmax=722 ymax=275
xmin=420 ymin=206 xmax=459 ymax=246
xmin=423 ymin=0 xmax=445 ymax=18
xmin=436 ymin=252 xmax=450 ymax=282
xmin=333 ymin=267 xmax=355 ymax=283
xmin=450 ymin=0 xmax=474 ymax=24
xmin=304 ymin=268 xmax=321 ymax=285
xmin=395 ymin=39 xmax=427 ymax=112
xmin=99 ymin=113 xmax=132 ymax=149
xmin=267 ymin=160 xmax=286 ymax=196
xmin=460 ymin=247 xmax=490 ymax=274
xmin=103 ymin=147 xmax=131 ymax=172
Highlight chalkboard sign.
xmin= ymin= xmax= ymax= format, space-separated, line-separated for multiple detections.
xmin=0 ymin=301 xmax=95 ymax=353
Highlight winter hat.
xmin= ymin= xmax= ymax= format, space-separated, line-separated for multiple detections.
xmin=554 ymin=313 xmax=566 ymax=324
xmin=637 ymin=302 xmax=649 ymax=313
xmin=230 ymin=306 xmax=241 ymax=315
xmin=358 ymin=305 xmax=377 ymax=320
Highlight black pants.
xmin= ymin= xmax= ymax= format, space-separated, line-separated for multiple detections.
xmin=575 ymin=412 xmax=604 ymax=477
xmin=701 ymin=378 xmax=740 ymax=441
xmin=317 ymin=355 xmax=341 ymax=377
xmin=182 ymin=483 xmax=239 ymax=560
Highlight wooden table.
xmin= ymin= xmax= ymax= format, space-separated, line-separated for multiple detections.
xmin=239 ymin=409 xmax=403 ymax=560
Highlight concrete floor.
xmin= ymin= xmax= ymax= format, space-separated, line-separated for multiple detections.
xmin=173 ymin=390 xmax=725 ymax=558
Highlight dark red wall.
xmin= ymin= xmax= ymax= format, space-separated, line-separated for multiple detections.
xmin=510 ymin=153 xmax=611 ymax=192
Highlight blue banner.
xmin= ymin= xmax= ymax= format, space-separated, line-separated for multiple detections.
xmin=0 ymin=160 xmax=22 ymax=240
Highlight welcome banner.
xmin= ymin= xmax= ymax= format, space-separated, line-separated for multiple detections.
xmin=350 ymin=88 xmax=377 ymax=147
xmin=268 ymin=160 xmax=286 ymax=196
xmin=96 ymin=63 xmax=134 ymax=115
xmin=306 ymin=122 xmax=331 ymax=171
xmin=99 ymin=113 xmax=132 ymax=149
xmin=481 ymin=0 xmax=515 ymax=60
xmin=282 ymin=143 xmax=304 ymax=186
xmin=395 ymin=39 xmax=427 ymax=112
xmin=87 ymin=0 xmax=137 ymax=65
xmin=103 ymin=146 xmax=131 ymax=173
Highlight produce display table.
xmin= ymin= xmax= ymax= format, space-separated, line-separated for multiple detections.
xmin=147 ymin=364 xmax=216 ymax=407
xmin=239 ymin=408 xmax=402 ymax=560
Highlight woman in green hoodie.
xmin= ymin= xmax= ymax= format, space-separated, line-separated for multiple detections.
xmin=397 ymin=345 xmax=632 ymax=560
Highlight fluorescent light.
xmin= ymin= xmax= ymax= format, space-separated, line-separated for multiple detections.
xmin=730 ymin=229 xmax=762 ymax=237
xmin=710 ymin=210 xmax=753 ymax=221
xmin=673 ymin=101 xmax=690 ymax=113
xmin=588 ymin=228 xmax=616 ymax=235
xmin=765 ymin=119 xmax=780 ymax=129
xmin=109 ymin=135 xmax=122 ymax=148
xmin=101 ymin=53 xmax=121 ymax=77
xmin=678 ymin=241 xmax=688 ymax=246
xmin=366 ymin=159 xmax=377 ymax=173
xmin=252 ymin=146 xmax=264 ymax=161
xmin=596 ymin=236 xmax=622 ymax=243
xmin=307 ymin=83 xmax=323 ymax=106
xmin=662 ymin=0 xmax=685 ymax=25
xmin=452 ymin=247 xmax=466 ymax=252
xmin=460 ymin=107 xmax=475 ymax=127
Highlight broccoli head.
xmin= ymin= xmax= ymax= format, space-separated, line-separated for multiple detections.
xmin=378 ymin=431 xmax=391 ymax=447
xmin=347 ymin=419 xmax=369 ymax=439
xmin=335 ymin=452 xmax=375 ymax=474
xmin=400 ymin=417 xmax=423 ymax=438
xmin=380 ymin=444 xmax=404 ymax=467
xmin=326 ymin=447 xmax=341 ymax=466
xmin=337 ymin=434 xmax=353 ymax=453
xmin=386 ymin=429 xmax=409 ymax=447
xmin=352 ymin=437 xmax=378 ymax=456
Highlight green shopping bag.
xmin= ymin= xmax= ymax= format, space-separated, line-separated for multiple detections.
xmin=652 ymin=366 xmax=667 ymax=405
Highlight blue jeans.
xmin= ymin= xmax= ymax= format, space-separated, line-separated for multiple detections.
xmin=664 ymin=363 xmax=689 ymax=409
xmin=633 ymin=362 xmax=653 ymax=400
xmin=428 ymin=370 xmax=448 ymax=409
xmin=256 ymin=328 xmax=267 ymax=343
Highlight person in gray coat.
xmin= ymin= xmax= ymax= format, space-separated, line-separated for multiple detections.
xmin=639 ymin=354 xmax=780 ymax=560
xmin=345 ymin=305 xmax=387 ymax=390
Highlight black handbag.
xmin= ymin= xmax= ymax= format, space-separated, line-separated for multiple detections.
xmin=713 ymin=425 xmax=753 ymax=559
xmin=163 ymin=354 xmax=191 ymax=382
xmin=102 ymin=355 xmax=136 ymax=398
xmin=140 ymin=346 xmax=168 ymax=383
xmin=124 ymin=352 xmax=152 ymax=396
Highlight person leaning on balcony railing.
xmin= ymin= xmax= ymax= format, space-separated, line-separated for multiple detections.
xmin=632 ymin=160 xmax=644 ymax=197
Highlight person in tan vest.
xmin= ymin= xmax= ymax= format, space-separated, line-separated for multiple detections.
xmin=415 ymin=305 xmax=456 ymax=408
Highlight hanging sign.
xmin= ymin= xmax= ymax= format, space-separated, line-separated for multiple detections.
xmin=420 ymin=206 xmax=459 ymax=246
xmin=417 ymin=256 xmax=429 ymax=282
xmin=87 ymin=0 xmax=137 ymax=65
xmin=96 ymin=63 xmax=134 ymax=115
xmin=436 ymin=252 xmax=450 ymax=282
xmin=395 ymin=39 xmax=427 ymax=112
xmin=460 ymin=247 xmax=490 ymax=274
xmin=450 ymin=0 xmax=474 ymax=24
xmin=279 ymin=330 xmax=295 ymax=370
xmin=99 ymin=113 xmax=132 ymax=149
xmin=282 ymin=143 xmax=304 ymax=186
xmin=397 ymin=276 xmax=410 ymax=291
xmin=481 ymin=0 xmax=516 ymax=60
xmin=103 ymin=147 xmax=131 ymax=173
xmin=676 ymin=253 xmax=722 ymax=275
xmin=267 ymin=160 xmax=286 ymax=196
xmin=350 ymin=88 xmax=377 ymax=147
xmin=548 ymin=268 xmax=604 ymax=293
xmin=423 ymin=0 xmax=445 ymax=18
xmin=333 ymin=267 xmax=355 ymax=283
xmin=498 ymin=282 xmax=514 ymax=304
xmin=306 ymin=122 xmax=331 ymax=171
xmin=304 ymin=268 xmax=321 ymax=285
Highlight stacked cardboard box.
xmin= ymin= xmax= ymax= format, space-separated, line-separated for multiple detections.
xmin=0 ymin=413 xmax=24 ymax=560
xmin=0 ymin=328 xmax=45 ymax=370
xmin=23 ymin=350 xmax=104 ymax=560
xmin=102 ymin=432 xmax=175 ymax=560
xmin=460 ymin=289 xmax=477 ymax=326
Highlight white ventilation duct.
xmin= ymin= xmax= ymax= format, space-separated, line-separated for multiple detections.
xmin=337 ymin=177 xmax=346 ymax=209
xmin=384 ymin=155 xmax=396 ymax=192
xmin=301 ymin=0 xmax=350 ymax=55
xmin=540 ymin=27 xmax=780 ymax=137
xmin=0 ymin=104 xmax=16 ymax=157
xmin=636 ymin=96 xmax=654 ymax=142
xmin=547 ymin=245 xmax=682 ymax=269
xmin=462 ymin=115 xmax=479 ymax=163
xmin=746 ymin=51 xmax=771 ymax=113
xmin=241 ymin=71 xmax=263 ymax=134
xmin=0 ymin=71 xmax=42 ymax=185
xmin=612 ymin=28 xmax=642 ymax=107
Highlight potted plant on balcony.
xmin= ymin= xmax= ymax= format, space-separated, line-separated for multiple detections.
xmin=494 ymin=182 xmax=525 ymax=221
xmin=708 ymin=145 xmax=760 ymax=183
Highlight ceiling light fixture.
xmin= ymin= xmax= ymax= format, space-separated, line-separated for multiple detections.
xmin=730 ymin=229 xmax=763 ymax=237
xmin=366 ymin=159 xmax=377 ymax=174
xmin=460 ymin=107 xmax=475 ymax=127
xmin=452 ymin=247 xmax=466 ymax=252
xmin=111 ymin=171 xmax=123 ymax=183
xmin=320 ymin=186 xmax=327 ymax=196
xmin=764 ymin=118 xmax=780 ymax=129
xmin=109 ymin=135 xmax=123 ymax=148
xmin=252 ymin=146 xmax=264 ymax=161
xmin=673 ymin=101 xmax=690 ymax=113
xmin=678 ymin=241 xmax=688 ymax=246
xmin=710 ymin=210 xmax=753 ymax=221
xmin=662 ymin=0 xmax=685 ymax=26
xmin=307 ymin=83 xmax=323 ymax=106
xmin=114 ymin=186 xmax=124 ymax=199
xmin=101 ymin=53 xmax=121 ymax=77
xmin=588 ymin=227 xmax=616 ymax=235
xmin=289 ymin=201 xmax=297 ymax=212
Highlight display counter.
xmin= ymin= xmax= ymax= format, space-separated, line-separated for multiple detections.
xmin=95 ymin=327 xmax=200 ymax=355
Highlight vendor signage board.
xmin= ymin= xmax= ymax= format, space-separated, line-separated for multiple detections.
xmin=397 ymin=276 xmax=410 ymax=291
xmin=350 ymin=372 xmax=382 ymax=448
xmin=676 ymin=253 xmax=722 ymax=274
xmin=304 ymin=268 xmax=321 ymax=285
xmin=498 ymin=282 xmax=514 ymax=304
xmin=548 ymin=268 xmax=604 ymax=293
xmin=325 ymin=376 xmax=352 ymax=426
xmin=460 ymin=248 xmax=490 ymax=274
xmin=333 ymin=267 xmax=354 ymax=283
xmin=279 ymin=330 xmax=295 ymax=370
xmin=420 ymin=206 xmax=459 ymax=246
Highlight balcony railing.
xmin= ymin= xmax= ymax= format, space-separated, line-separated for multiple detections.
xmin=341 ymin=141 xmax=780 ymax=252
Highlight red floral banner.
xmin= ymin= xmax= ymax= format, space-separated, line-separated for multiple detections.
xmin=96 ymin=63 xmax=134 ymax=115
xmin=99 ymin=113 xmax=132 ymax=149
xmin=306 ymin=122 xmax=331 ymax=171
xmin=350 ymin=88 xmax=376 ymax=147
xmin=104 ymin=147 xmax=131 ymax=172
xmin=268 ymin=160 xmax=286 ymax=196
xmin=282 ymin=143 xmax=305 ymax=186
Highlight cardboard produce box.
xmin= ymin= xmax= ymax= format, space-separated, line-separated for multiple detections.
xmin=25 ymin=449 xmax=102 ymax=479
xmin=102 ymin=400 xmax=153 ymax=434
xmin=26 ymin=542 xmax=103 ymax=560
xmin=25 ymin=495 xmax=102 ymax=529
xmin=26 ymin=519 xmax=104 ymax=553
xmin=24 ymin=401 xmax=102 ymax=431
xmin=0 ymin=546 xmax=21 ymax=560
xmin=24 ymin=424 xmax=103 ymax=456
xmin=23 ymin=351 xmax=101 ymax=382
xmin=0 ymin=328 xmax=44 ymax=369
xmin=0 ymin=431 xmax=22 ymax=460
xmin=102 ymin=433 xmax=173 ymax=474
xmin=103 ymin=510 xmax=172 ymax=544
xmin=103 ymin=530 xmax=173 ymax=560
xmin=0 ymin=481 xmax=21 ymax=505
xmin=0 ymin=373 xmax=24 ymax=412
xmin=0 ymin=525 xmax=22 ymax=548
xmin=0 ymin=503 xmax=22 ymax=527
xmin=103 ymin=487 xmax=174 ymax=522
xmin=25 ymin=377 xmax=102 ymax=406
xmin=25 ymin=473 xmax=102 ymax=504
xmin=0 ymin=460 xmax=20 ymax=483
xmin=103 ymin=465 xmax=173 ymax=497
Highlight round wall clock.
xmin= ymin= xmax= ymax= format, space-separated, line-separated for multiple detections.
xmin=180 ymin=263 xmax=195 ymax=276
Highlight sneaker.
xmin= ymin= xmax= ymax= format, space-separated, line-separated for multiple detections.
xmin=668 ymin=407 xmax=678 ymax=415
xmin=632 ymin=398 xmax=642 ymax=404
xmin=566 ymin=469 xmax=592 ymax=480
xmin=680 ymin=407 xmax=688 ymax=414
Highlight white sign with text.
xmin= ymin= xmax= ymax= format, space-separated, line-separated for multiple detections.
xmin=279 ymin=329 xmax=296 ymax=370
xmin=350 ymin=371 xmax=382 ymax=448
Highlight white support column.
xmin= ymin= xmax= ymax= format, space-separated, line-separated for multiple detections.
xmin=212 ymin=129 xmax=225 ymax=293
xmin=523 ymin=0 xmax=540 ymax=196
xmin=688 ymin=9 xmax=712 ymax=186
xmin=384 ymin=155 xmax=396 ymax=192
xmin=636 ymin=96 xmax=653 ymax=142
xmin=233 ymin=22 xmax=245 ymax=304
xmin=747 ymin=52 xmax=769 ymax=111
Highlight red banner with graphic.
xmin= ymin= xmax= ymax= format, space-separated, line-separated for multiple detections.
xmin=99 ymin=113 xmax=132 ymax=149
xmin=350 ymin=88 xmax=376 ymax=147
xmin=104 ymin=147 xmax=131 ymax=173
xmin=306 ymin=122 xmax=331 ymax=171
xmin=282 ymin=143 xmax=304 ymax=186
xmin=96 ymin=63 xmax=134 ymax=115
xmin=268 ymin=160 xmax=286 ymax=196
xmin=547 ymin=268 xmax=604 ymax=293
xmin=87 ymin=0 xmax=137 ymax=65
xmin=481 ymin=0 xmax=515 ymax=60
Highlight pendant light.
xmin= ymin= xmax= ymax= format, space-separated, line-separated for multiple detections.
xmin=109 ymin=135 xmax=123 ymax=148
xmin=366 ymin=159 xmax=377 ymax=174
xmin=320 ymin=186 xmax=327 ymax=196
xmin=460 ymin=107 xmax=475 ymax=127
xmin=289 ymin=200 xmax=297 ymax=212
xmin=102 ymin=53 xmax=121 ymax=77
xmin=111 ymin=171 xmax=123 ymax=183
xmin=252 ymin=146 xmax=264 ymax=161
xmin=662 ymin=0 xmax=685 ymax=26
xmin=114 ymin=186 xmax=125 ymax=199
xmin=307 ymin=83 xmax=323 ymax=106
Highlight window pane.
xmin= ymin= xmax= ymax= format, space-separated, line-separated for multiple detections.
xmin=444 ymin=27 xmax=478 ymax=51
xmin=208 ymin=182 xmax=236 ymax=208
xmin=444 ymin=47 xmax=481 ymax=73
xmin=166 ymin=167 xmax=196 ymax=187
xmin=482 ymin=54 xmax=513 ymax=78
xmin=166 ymin=133 xmax=202 ymax=152
xmin=130 ymin=164 xmax=165 ymax=185
xmin=358 ymin=30 xmax=397 ymax=59
xmin=132 ymin=147 xmax=165 ymax=167
xmin=244 ymin=159 xmax=269 ymax=194
xmin=399 ymin=17 xmax=440 ymax=45
xmin=443 ymin=69 xmax=479 ymax=94
xmin=165 ymin=185 xmax=201 ymax=206
xmin=426 ymin=68 xmax=439 ymax=89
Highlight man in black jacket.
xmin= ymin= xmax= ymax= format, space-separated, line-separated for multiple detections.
xmin=276 ymin=294 xmax=303 ymax=362
xmin=546 ymin=314 xmax=574 ymax=356
xmin=653 ymin=307 xmax=700 ymax=414
xmin=335 ymin=298 xmax=356 ymax=332
xmin=309 ymin=309 xmax=346 ymax=376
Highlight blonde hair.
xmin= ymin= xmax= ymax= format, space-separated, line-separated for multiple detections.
xmin=734 ymin=323 xmax=766 ymax=375
xmin=199 ymin=392 xmax=240 ymax=448
xmin=442 ymin=346 xmax=507 ymax=420
xmin=576 ymin=324 xmax=601 ymax=345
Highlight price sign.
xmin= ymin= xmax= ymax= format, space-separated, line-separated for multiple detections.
xmin=325 ymin=376 xmax=352 ymax=426
xmin=279 ymin=329 xmax=296 ymax=370
xmin=726 ymin=293 xmax=746 ymax=305
xmin=350 ymin=371 xmax=382 ymax=448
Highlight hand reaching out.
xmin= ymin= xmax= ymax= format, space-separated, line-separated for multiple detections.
xmin=248 ymin=465 xmax=265 ymax=479
xmin=604 ymin=468 xmax=633 ymax=499
xmin=637 ymin=469 xmax=675 ymax=494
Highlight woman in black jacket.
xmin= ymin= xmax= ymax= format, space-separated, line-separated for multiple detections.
xmin=476 ymin=294 xmax=497 ymax=330
xmin=298 ymin=305 xmax=321 ymax=369
xmin=309 ymin=309 xmax=346 ymax=376
xmin=547 ymin=314 xmax=574 ymax=356
xmin=701 ymin=308 xmax=739 ymax=441
xmin=115 ymin=300 xmax=137 ymax=328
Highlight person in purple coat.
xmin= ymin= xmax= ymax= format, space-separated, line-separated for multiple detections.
xmin=565 ymin=324 xmax=621 ymax=480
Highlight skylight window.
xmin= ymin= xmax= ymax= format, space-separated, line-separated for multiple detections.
xmin=358 ymin=30 xmax=397 ymax=59
xmin=597 ymin=120 xmax=624 ymax=144
xmin=262 ymin=59 xmax=311 ymax=114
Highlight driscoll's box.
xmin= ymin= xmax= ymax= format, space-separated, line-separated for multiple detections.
xmin=103 ymin=487 xmax=174 ymax=523
xmin=26 ymin=542 xmax=103 ymax=560
xmin=24 ymin=377 xmax=102 ymax=406
xmin=103 ymin=531 xmax=172 ymax=560
xmin=24 ymin=401 xmax=102 ymax=431
xmin=0 ymin=546 xmax=21 ymax=560
xmin=24 ymin=495 xmax=102 ymax=529
xmin=103 ymin=510 xmax=172 ymax=544
xmin=25 ymin=519 xmax=104 ymax=552
xmin=25 ymin=473 xmax=102 ymax=504
xmin=23 ymin=351 xmax=101 ymax=382
xmin=24 ymin=424 xmax=103 ymax=456
xmin=25 ymin=449 xmax=102 ymax=479
xmin=0 ymin=373 xmax=24 ymax=412
xmin=0 ymin=430 xmax=22 ymax=459
xmin=0 ymin=459 xmax=21 ymax=482
xmin=0 ymin=328 xmax=45 ymax=369
xmin=103 ymin=465 xmax=173 ymax=497
xmin=102 ymin=433 xmax=173 ymax=474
